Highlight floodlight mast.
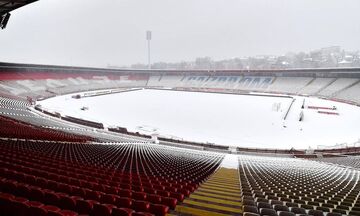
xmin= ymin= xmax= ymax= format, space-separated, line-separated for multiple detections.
xmin=146 ymin=30 xmax=152 ymax=70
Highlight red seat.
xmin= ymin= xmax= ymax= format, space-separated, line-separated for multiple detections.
xmin=132 ymin=200 xmax=150 ymax=212
xmin=115 ymin=197 xmax=132 ymax=208
xmin=132 ymin=185 xmax=144 ymax=192
xmin=25 ymin=175 xmax=37 ymax=185
xmin=153 ymin=185 xmax=165 ymax=191
xmin=44 ymin=191 xmax=60 ymax=206
xmin=10 ymin=198 xmax=30 ymax=216
xmin=16 ymin=184 xmax=31 ymax=198
xmin=178 ymin=188 xmax=190 ymax=197
xmin=30 ymin=187 xmax=45 ymax=202
xmin=170 ymin=192 xmax=185 ymax=202
xmin=58 ymin=195 xmax=77 ymax=210
xmin=85 ymin=190 xmax=102 ymax=200
xmin=48 ymin=209 xmax=79 ymax=216
xmin=132 ymin=212 xmax=154 ymax=216
xmin=111 ymin=207 xmax=134 ymax=216
xmin=105 ymin=186 xmax=118 ymax=194
xmin=161 ymin=197 xmax=177 ymax=209
xmin=147 ymin=194 xmax=162 ymax=204
xmin=133 ymin=191 xmax=147 ymax=201
xmin=143 ymin=187 xmax=156 ymax=194
xmin=157 ymin=190 xmax=170 ymax=197
xmin=149 ymin=203 xmax=170 ymax=216
xmin=76 ymin=199 xmax=99 ymax=214
xmin=101 ymin=194 xmax=118 ymax=204
xmin=118 ymin=189 xmax=132 ymax=198
xmin=72 ymin=187 xmax=86 ymax=197
xmin=28 ymin=205 xmax=47 ymax=216
xmin=0 ymin=193 xmax=14 ymax=215
xmin=92 ymin=203 xmax=116 ymax=216
xmin=58 ymin=183 xmax=73 ymax=194
xmin=42 ymin=205 xmax=61 ymax=214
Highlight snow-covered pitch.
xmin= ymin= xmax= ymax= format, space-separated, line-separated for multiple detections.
xmin=38 ymin=89 xmax=360 ymax=149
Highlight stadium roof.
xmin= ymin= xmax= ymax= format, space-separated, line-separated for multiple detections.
xmin=0 ymin=0 xmax=37 ymax=16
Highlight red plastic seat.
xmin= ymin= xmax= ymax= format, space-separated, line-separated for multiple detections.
xmin=10 ymin=198 xmax=30 ymax=216
xmin=16 ymin=184 xmax=31 ymax=198
xmin=42 ymin=205 xmax=61 ymax=213
xmin=111 ymin=207 xmax=134 ymax=216
xmin=30 ymin=187 xmax=45 ymax=202
xmin=76 ymin=199 xmax=99 ymax=214
xmin=170 ymin=192 xmax=185 ymax=202
xmin=58 ymin=195 xmax=77 ymax=210
xmin=132 ymin=200 xmax=150 ymax=212
xmin=149 ymin=203 xmax=170 ymax=216
xmin=118 ymin=189 xmax=132 ymax=198
xmin=92 ymin=203 xmax=116 ymax=216
xmin=132 ymin=212 xmax=154 ymax=216
xmin=44 ymin=191 xmax=60 ymax=206
xmin=85 ymin=190 xmax=102 ymax=200
xmin=161 ymin=197 xmax=177 ymax=209
xmin=72 ymin=187 xmax=86 ymax=197
xmin=101 ymin=194 xmax=118 ymax=204
xmin=157 ymin=190 xmax=170 ymax=197
xmin=115 ymin=197 xmax=132 ymax=208
xmin=178 ymin=188 xmax=190 ymax=197
xmin=48 ymin=209 xmax=79 ymax=216
xmin=133 ymin=191 xmax=147 ymax=201
xmin=0 ymin=193 xmax=14 ymax=215
xmin=29 ymin=205 xmax=47 ymax=216
xmin=147 ymin=194 xmax=162 ymax=204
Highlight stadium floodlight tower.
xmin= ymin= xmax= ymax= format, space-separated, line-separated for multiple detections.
xmin=146 ymin=30 xmax=152 ymax=69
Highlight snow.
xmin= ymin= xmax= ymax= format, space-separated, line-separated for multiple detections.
xmin=38 ymin=89 xmax=360 ymax=150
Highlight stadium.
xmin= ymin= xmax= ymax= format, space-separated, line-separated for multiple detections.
xmin=1 ymin=1 xmax=360 ymax=216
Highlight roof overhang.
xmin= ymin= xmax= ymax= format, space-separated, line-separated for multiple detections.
xmin=1 ymin=0 xmax=38 ymax=29
xmin=0 ymin=0 xmax=37 ymax=16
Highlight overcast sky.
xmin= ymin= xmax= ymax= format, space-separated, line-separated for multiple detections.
xmin=1 ymin=0 xmax=359 ymax=67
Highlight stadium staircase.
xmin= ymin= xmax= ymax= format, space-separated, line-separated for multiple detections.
xmin=172 ymin=167 xmax=242 ymax=216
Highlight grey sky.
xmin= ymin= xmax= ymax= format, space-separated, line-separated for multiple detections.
xmin=1 ymin=0 xmax=359 ymax=67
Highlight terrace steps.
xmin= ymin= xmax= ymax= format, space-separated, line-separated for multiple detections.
xmin=171 ymin=168 xmax=242 ymax=216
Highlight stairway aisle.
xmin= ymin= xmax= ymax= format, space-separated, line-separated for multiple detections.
xmin=170 ymin=167 xmax=242 ymax=216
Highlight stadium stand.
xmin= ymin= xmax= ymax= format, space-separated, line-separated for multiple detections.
xmin=0 ymin=140 xmax=223 ymax=215
xmin=312 ymin=156 xmax=360 ymax=170
xmin=239 ymin=155 xmax=360 ymax=216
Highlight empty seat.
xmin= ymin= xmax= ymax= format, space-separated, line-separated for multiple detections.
xmin=243 ymin=205 xmax=259 ymax=214
xmin=133 ymin=192 xmax=147 ymax=201
xmin=118 ymin=189 xmax=132 ymax=198
xmin=91 ymin=203 xmax=116 ymax=216
xmin=257 ymin=202 xmax=272 ymax=209
xmin=132 ymin=200 xmax=150 ymax=212
xmin=260 ymin=208 xmax=277 ymax=216
xmin=111 ymin=207 xmax=134 ymax=216
xmin=76 ymin=199 xmax=99 ymax=214
xmin=326 ymin=213 xmax=342 ymax=216
xmin=48 ymin=209 xmax=79 ymax=216
xmin=308 ymin=209 xmax=324 ymax=216
xmin=149 ymin=203 xmax=169 ymax=216
xmin=278 ymin=211 xmax=296 ymax=216
xmin=274 ymin=204 xmax=289 ymax=212
xmin=290 ymin=207 xmax=306 ymax=214
xmin=58 ymin=195 xmax=77 ymax=211
xmin=115 ymin=197 xmax=132 ymax=208
xmin=243 ymin=213 xmax=260 ymax=216
xmin=147 ymin=194 xmax=162 ymax=204
xmin=161 ymin=197 xmax=177 ymax=209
